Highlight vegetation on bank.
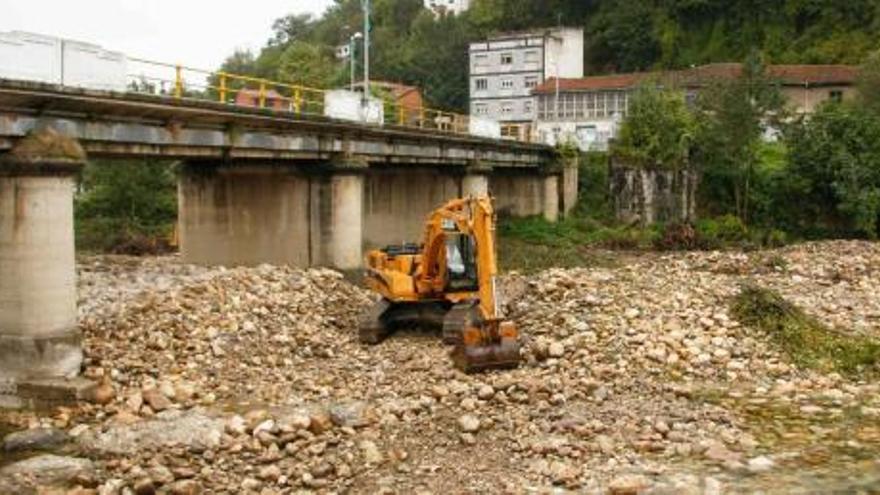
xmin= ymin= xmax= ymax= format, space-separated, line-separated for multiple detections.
xmin=731 ymin=285 xmax=880 ymax=376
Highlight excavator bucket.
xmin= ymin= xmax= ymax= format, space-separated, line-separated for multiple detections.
xmin=450 ymin=320 xmax=521 ymax=373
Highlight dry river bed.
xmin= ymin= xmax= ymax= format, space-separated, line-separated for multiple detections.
xmin=1 ymin=241 xmax=879 ymax=494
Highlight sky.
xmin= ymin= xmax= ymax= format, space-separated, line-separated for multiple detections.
xmin=0 ymin=0 xmax=335 ymax=70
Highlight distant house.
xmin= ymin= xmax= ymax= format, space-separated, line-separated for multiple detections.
xmin=353 ymin=80 xmax=426 ymax=124
xmin=234 ymin=88 xmax=288 ymax=111
xmin=424 ymin=0 xmax=471 ymax=16
xmin=533 ymin=64 xmax=860 ymax=151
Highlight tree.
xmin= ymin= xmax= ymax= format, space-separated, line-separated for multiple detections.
xmin=858 ymin=50 xmax=880 ymax=114
xmin=784 ymin=103 xmax=880 ymax=238
xmin=75 ymin=160 xmax=177 ymax=251
xmin=695 ymin=51 xmax=786 ymax=224
xmin=612 ymin=82 xmax=696 ymax=169
xmin=277 ymin=42 xmax=343 ymax=88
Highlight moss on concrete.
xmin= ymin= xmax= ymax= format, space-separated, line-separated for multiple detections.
xmin=8 ymin=128 xmax=85 ymax=163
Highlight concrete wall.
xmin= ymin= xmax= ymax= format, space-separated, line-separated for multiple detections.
xmin=781 ymin=85 xmax=857 ymax=115
xmin=363 ymin=166 xmax=461 ymax=249
xmin=609 ymin=164 xmax=698 ymax=225
xmin=491 ymin=171 xmax=548 ymax=218
xmin=179 ymin=165 xmax=311 ymax=266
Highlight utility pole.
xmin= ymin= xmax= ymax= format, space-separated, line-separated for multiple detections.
xmin=362 ymin=0 xmax=371 ymax=102
xmin=350 ymin=32 xmax=363 ymax=92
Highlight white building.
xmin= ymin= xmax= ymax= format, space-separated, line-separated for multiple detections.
xmin=424 ymin=0 xmax=470 ymax=16
xmin=0 ymin=31 xmax=127 ymax=92
xmin=469 ymin=28 xmax=583 ymax=139
xmin=533 ymin=73 xmax=647 ymax=152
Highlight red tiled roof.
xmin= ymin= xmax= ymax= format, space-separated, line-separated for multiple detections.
xmin=533 ymin=64 xmax=859 ymax=94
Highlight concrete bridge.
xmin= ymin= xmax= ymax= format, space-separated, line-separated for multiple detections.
xmin=0 ymin=79 xmax=577 ymax=398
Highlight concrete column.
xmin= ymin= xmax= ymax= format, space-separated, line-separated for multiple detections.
xmin=0 ymin=130 xmax=85 ymax=382
xmin=310 ymin=160 xmax=365 ymax=270
xmin=462 ymin=174 xmax=489 ymax=198
xmin=560 ymin=155 xmax=579 ymax=217
xmin=542 ymin=175 xmax=560 ymax=223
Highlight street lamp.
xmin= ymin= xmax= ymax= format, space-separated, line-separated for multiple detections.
xmin=350 ymin=32 xmax=363 ymax=92
xmin=361 ymin=0 xmax=371 ymax=101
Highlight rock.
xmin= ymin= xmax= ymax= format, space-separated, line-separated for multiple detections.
xmin=241 ymin=478 xmax=261 ymax=491
xmin=458 ymin=414 xmax=480 ymax=433
xmin=704 ymin=442 xmax=741 ymax=464
xmin=360 ymin=440 xmax=383 ymax=464
xmin=747 ymin=455 xmax=775 ymax=473
xmin=258 ymin=464 xmax=281 ymax=482
xmin=309 ymin=411 xmax=334 ymax=434
xmin=329 ymin=401 xmax=375 ymax=428
xmin=548 ymin=342 xmax=566 ymax=358
xmin=133 ymin=478 xmax=156 ymax=495
xmin=2 ymin=427 xmax=69 ymax=453
xmin=142 ymin=389 xmax=172 ymax=412
xmin=477 ymin=385 xmax=495 ymax=400
xmin=87 ymin=378 xmax=116 ymax=405
xmin=548 ymin=461 xmax=579 ymax=485
xmin=167 ymin=479 xmax=203 ymax=495
xmin=78 ymin=410 xmax=223 ymax=456
xmin=0 ymin=455 xmax=94 ymax=489
xmin=146 ymin=465 xmax=174 ymax=485
xmin=608 ymin=474 xmax=650 ymax=495
xmin=252 ymin=419 xmax=275 ymax=436
xmin=225 ymin=415 xmax=246 ymax=436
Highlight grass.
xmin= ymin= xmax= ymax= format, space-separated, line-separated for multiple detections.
xmin=496 ymin=215 xmax=659 ymax=273
xmin=731 ymin=285 xmax=880 ymax=376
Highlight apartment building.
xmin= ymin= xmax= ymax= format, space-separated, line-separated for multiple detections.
xmin=533 ymin=64 xmax=860 ymax=152
xmin=469 ymin=28 xmax=584 ymax=139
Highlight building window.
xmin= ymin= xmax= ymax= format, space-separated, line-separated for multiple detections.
xmin=473 ymin=54 xmax=488 ymax=68
xmin=474 ymin=103 xmax=488 ymax=115
xmin=501 ymin=101 xmax=514 ymax=115
xmin=829 ymin=90 xmax=843 ymax=103
xmin=500 ymin=79 xmax=514 ymax=90
xmin=524 ymin=76 xmax=539 ymax=89
xmin=500 ymin=53 xmax=513 ymax=65
xmin=474 ymin=78 xmax=488 ymax=91
xmin=525 ymin=50 xmax=540 ymax=64
xmin=524 ymin=100 xmax=533 ymax=115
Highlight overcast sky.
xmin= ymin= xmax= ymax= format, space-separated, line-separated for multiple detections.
xmin=0 ymin=0 xmax=335 ymax=70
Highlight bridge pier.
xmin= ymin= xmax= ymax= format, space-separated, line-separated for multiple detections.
xmin=309 ymin=162 xmax=365 ymax=270
xmin=0 ymin=131 xmax=85 ymax=385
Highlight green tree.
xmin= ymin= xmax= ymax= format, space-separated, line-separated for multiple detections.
xmin=277 ymin=41 xmax=343 ymax=88
xmin=858 ymin=50 xmax=880 ymax=114
xmin=75 ymin=160 xmax=177 ymax=251
xmin=612 ymin=82 xmax=696 ymax=169
xmin=784 ymin=103 xmax=880 ymax=238
xmin=695 ymin=52 xmax=786 ymax=224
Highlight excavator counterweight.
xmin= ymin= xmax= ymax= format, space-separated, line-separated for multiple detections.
xmin=359 ymin=197 xmax=521 ymax=372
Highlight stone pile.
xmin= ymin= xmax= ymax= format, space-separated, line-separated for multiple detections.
xmin=1 ymin=241 xmax=878 ymax=493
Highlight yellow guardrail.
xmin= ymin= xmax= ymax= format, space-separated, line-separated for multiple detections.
xmin=125 ymin=57 xmax=531 ymax=142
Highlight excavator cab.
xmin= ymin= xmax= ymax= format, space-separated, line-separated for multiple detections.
xmin=444 ymin=233 xmax=479 ymax=292
xmin=359 ymin=196 xmax=522 ymax=373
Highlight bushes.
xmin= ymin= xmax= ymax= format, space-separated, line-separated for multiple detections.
xmin=75 ymin=160 xmax=177 ymax=254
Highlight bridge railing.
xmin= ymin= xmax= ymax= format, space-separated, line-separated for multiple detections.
xmin=125 ymin=58 xmax=532 ymax=143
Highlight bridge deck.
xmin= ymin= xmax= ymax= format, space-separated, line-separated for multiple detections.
xmin=0 ymin=80 xmax=552 ymax=167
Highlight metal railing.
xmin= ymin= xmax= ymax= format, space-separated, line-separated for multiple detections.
xmin=125 ymin=57 xmax=527 ymax=141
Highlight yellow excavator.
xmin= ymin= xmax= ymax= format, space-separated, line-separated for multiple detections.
xmin=359 ymin=196 xmax=521 ymax=372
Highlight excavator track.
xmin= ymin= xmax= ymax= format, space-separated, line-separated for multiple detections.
xmin=442 ymin=303 xmax=480 ymax=345
xmin=360 ymin=300 xmax=449 ymax=344
xmin=359 ymin=299 xmax=392 ymax=345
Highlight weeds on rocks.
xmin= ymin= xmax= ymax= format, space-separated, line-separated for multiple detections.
xmin=731 ymin=284 xmax=880 ymax=376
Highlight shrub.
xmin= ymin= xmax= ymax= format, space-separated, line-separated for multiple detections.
xmin=696 ymin=214 xmax=749 ymax=247
xmin=654 ymin=222 xmax=702 ymax=251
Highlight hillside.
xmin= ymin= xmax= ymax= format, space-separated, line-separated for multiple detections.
xmin=221 ymin=0 xmax=880 ymax=111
